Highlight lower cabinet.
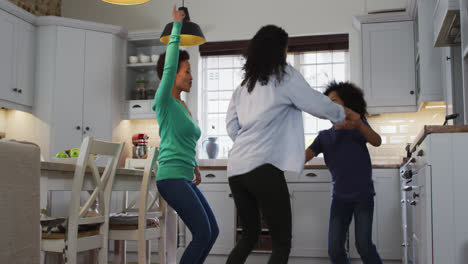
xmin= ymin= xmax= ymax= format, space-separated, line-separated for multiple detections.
xmin=289 ymin=182 xmax=332 ymax=257
xmin=187 ymin=168 xmax=401 ymax=261
xmin=349 ymin=169 xmax=402 ymax=260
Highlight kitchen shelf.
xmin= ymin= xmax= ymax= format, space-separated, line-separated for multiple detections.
xmin=127 ymin=62 xmax=157 ymax=72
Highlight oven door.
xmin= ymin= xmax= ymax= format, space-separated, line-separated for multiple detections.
xmin=408 ymin=163 xmax=433 ymax=264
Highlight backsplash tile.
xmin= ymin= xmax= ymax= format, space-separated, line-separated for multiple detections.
xmin=366 ymin=107 xmax=445 ymax=163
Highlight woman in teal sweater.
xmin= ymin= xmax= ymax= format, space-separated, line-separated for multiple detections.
xmin=153 ymin=6 xmax=218 ymax=263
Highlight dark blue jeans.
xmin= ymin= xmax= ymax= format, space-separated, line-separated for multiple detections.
xmin=157 ymin=179 xmax=219 ymax=264
xmin=328 ymin=196 xmax=382 ymax=264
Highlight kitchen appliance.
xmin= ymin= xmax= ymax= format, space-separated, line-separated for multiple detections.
xmin=132 ymin=133 xmax=149 ymax=159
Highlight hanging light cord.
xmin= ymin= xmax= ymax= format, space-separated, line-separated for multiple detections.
xmin=182 ymin=0 xmax=184 ymax=7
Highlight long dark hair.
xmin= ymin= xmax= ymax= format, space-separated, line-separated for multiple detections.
xmin=156 ymin=50 xmax=190 ymax=80
xmin=241 ymin=25 xmax=289 ymax=93
xmin=324 ymin=81 xmax=368 ymax=119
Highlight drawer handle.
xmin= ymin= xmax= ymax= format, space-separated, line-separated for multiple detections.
xmin=132 ymin=104 xmax=142 ymax=109
xmin=228 ymin=193 xmax=233 ymax=198
xmin=205 ymin=173 xmax=216 ymax=178
xmin=305 ymin=173 xmax=317 ymax=177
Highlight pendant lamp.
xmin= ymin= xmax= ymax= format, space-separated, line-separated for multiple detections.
xmin=102 ymin=0 xmax=150 ymax=5
xmin=160 ymin=1 xmax=206 ymax=47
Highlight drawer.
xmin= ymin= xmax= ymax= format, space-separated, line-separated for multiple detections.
xmin=286 ymin=169 xmax=332 ymax=183
xmin=200 ymin=170 xmax=228 ymax=183
xmin=127 ymin=100 xmax=151 ymax=114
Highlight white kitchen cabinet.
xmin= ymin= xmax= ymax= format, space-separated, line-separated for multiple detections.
xmin=184 ymin=170 xmax=236 ymax=255
xmin=361 ymin=21 xmax=417 ymax=113
xmin=348 ymin=169 xmax=402 ymax=261
xmin=416 ymin=0 xmax=444 ymax=108
xmin=35 ymin=18 xmax=124 ymax=159
xmin=461 ymin=0 xmax=468 ymax=123
xmin=0 ymin=9 xmax=35 ymax=112
xmin=289 ymin=182 xmax=331 ymax=257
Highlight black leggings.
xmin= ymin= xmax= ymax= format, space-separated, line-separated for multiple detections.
xmin=226 ymin=164 xmax=292 ymax=264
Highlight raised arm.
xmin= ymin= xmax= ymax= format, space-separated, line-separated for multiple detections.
xmin=152 ymin=6 xmax=185 ymax=110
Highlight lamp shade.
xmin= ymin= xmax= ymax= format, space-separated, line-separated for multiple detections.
xmin=160 ymin=7 xmax=206 ymax=47
xmin=101 ymin=0 xmax=150 ymax=5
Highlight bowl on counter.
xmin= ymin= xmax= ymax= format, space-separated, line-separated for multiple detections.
xmin=151 ymin=54 xmax=159 ymax=63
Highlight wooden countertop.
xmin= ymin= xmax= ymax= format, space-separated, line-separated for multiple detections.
xmin=410 ymin=125 xmax=468 ymax=153
xmin=199 ymin=164 xmax=400 ymax=170
xmin=41 ymin=161 xmax=143 ymax=177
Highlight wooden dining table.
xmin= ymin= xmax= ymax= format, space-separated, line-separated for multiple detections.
xmin=39 ymin=161 xmax=177 ymax=263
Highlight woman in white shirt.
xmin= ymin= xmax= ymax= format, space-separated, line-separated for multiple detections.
xmin=225 ymin=25 xmax=360 ymax=264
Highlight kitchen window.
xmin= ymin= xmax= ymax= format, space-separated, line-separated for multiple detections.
xmin=199 ymin=35 xmax=349 ymax=159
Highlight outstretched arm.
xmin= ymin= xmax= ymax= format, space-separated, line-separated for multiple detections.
xmin=305 ymin=148 xmax=316 ymax=163
xmin=152 ymin=5 xmax=185 ymax=110
xmin=357 ymin=120 xmax=382 ymax=147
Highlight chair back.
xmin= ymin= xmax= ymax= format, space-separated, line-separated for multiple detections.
xmin=67 ymin=136 xmax=124 ymax=242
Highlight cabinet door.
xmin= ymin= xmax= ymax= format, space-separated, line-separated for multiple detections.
xmin=15 ymin=19 xmax=35 ymax=107
xmin=82 ymin=31 xmax=113 ymax=141
xmin=362 ymin=21 xmax=416 ymax=108
xmin=349 ymin=169 xmax=402 ymax=260
xmin=52 ymin=26 xmax=85 ymax=156
xmin=185 ymin=184 xmax=236 ymax=255
xmin=0 ymin=10 xmax=17 ymax=103
xmin=289 ymin=183 xmax=332 ymax=257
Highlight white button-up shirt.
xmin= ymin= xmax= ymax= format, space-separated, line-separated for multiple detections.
xmin=226 ymin=65 xmax=345 ymax=177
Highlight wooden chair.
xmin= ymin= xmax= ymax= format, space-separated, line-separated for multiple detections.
xmin=40 ymin=137 xmax=124 ymax=264
xmin=109 ymin=148 xmax=177 ymax=264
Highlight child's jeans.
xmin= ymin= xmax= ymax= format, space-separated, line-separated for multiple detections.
xmin=328 ymin=196 xmax=382 ymax=264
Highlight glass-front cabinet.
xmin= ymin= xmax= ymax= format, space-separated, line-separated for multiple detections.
xmin=122 ymin=30 xmax=165 ymax=119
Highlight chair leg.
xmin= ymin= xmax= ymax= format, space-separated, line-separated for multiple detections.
xmin=146 ymin=240 xmax=151 ymax=264
xmin=165 ymin=206 xmax=178 ymax=264
xmin=114 ymin=240 xmax=126 ymax=264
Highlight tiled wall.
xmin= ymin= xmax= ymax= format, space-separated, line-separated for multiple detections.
xmin=8 ymin=0 xmax=61 ymax=16
xmin=367 ymin=107 xmax=445 ymax=164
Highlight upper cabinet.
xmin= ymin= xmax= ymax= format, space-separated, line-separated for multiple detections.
xmin=433 ymin=0 xmax=461 ymax=47
xmin=34 ymin=17 xmax=125 ymax=159
xmin=417 ymin=0 xmax=444 ymax=106
xmin=0 ymin=9 xmax=35 ymax=112
xmin=121 ymin=30 xmax=165 ymax=120
xmin=358 ymin=19 xmax=417 ymax=113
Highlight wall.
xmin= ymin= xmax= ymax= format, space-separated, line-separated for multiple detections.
xmin=62 ymin=0 xmax=367 ymax=121
xmin=8 ymin=0 xmax=61 ymax=16
xmin=366 ymin=0 xmax=406 ymax=13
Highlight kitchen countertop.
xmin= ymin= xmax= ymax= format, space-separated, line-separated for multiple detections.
xmin=410 ymin=125 xmax=468 ymax=153
xmin=198 ymin=164 xmax=400 ymax=170
xmin=41 ymin=161 xmax=143 ymax=177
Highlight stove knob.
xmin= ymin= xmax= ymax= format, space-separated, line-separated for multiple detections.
xmin=410 ymin=200 xmax=417 ymax=206
xmin=417 ymin=150 xmax=424 ymax=156
xmin=401 ymin=199 xmax=405 ymax=204
xmin=401 ymin=243 xmax=408 ymax=247
xmin=413 ymin=192 xmax=419 ymax=199
xmin=403 ymin=186 xmax=413 ymax=191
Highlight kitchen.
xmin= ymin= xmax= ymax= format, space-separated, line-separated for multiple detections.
xmin=1 ymin=0 xmax=468 ymax=263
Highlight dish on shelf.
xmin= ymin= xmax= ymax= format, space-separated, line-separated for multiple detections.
xmin=128 ymin=56 xmax=138 ymax=64
xmin=138 ymin=54 xmax=150 ymax=63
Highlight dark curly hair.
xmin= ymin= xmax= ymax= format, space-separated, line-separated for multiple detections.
xmin=156 ymin=50 xmax=190 ymax=80
xmin=324 ymin=81 xmax=368 ymax=119
xmin=241 ymin=25 xmax=289 ymax=93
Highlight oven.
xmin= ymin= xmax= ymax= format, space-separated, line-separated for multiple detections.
xmin=400 ymin=147 xmax=433 ymax=264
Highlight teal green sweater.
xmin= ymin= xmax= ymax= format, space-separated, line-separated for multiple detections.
xmin=152 ymin=22 xmax=200 ymax=182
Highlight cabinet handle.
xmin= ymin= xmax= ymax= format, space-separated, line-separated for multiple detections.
xmin=228 ymin=193 xmax=233 ymax=198
xmin=410 ymin=90 xmax=415 ymax=95
xmin=132 ymin=104 xmax=142 ymax=109
xmin=85 ymin=126 xmax=90 ymax=131
xmin=305 ymin=172 xmax=317 ymax=177
xmin=18 ymin=89 xmax=22 ymax=94
xmin=12 ymin=88 xmax=18 ymax=92
xmin=76 ymin=126 xmax=81 ymax=130
xmin=446 ymin=56 xmax=451 ymax=61
xmin=205 ymin=173 xmax=216 ymax=178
